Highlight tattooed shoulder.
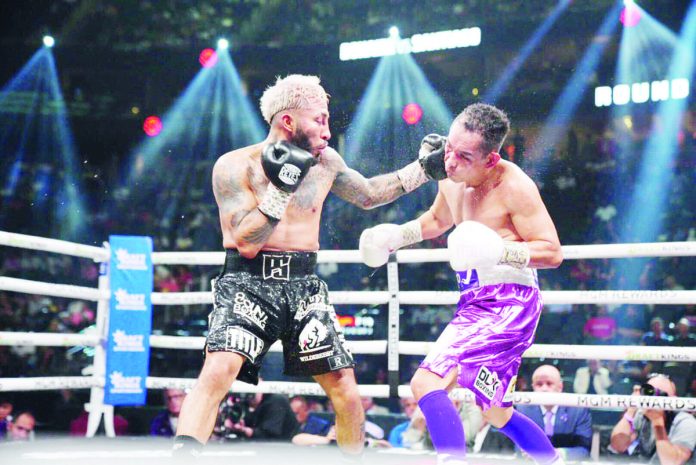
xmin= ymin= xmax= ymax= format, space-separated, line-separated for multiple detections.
xmin=212 ymin=153 xmax=248 ymax=212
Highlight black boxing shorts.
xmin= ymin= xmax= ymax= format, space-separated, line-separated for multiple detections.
xmin=205 ymin=249 xmax=354 ymax=384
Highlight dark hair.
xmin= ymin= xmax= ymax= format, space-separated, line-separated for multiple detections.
xmin=453 ymin=103 xmax=510 ymax=153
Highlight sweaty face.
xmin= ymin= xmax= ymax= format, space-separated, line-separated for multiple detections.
xmin=444 ymin=127 xmax=493 ymax=186
xmin=290 ymin=103 xmax=331 ymax=157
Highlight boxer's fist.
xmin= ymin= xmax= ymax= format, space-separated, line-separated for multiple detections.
xmin=418 ymin=134 xmax=447 ymax=181
xmin=359 ymin=224 xmax=402 ymax=268
xmin=262 ymin=141 xmax=316 ymax=193
xmin=447 ymin=221 xmax=504 ymax=270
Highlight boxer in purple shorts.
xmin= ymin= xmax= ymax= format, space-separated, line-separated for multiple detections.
xmin=360 ymin=103 xmax=564 ymax=465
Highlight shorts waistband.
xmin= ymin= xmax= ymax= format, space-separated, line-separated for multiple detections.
xmin=222 ymin=249 xmax=317 ymax=280
xmin=456 ymin=266 xmax=538 ymax=292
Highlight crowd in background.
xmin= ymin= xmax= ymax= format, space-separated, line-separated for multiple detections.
xmin=1 ymin=116 xmax=695 ymax=460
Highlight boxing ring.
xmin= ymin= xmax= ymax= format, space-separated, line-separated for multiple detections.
xmin=1 ymin=230 xmax=695 ymax=464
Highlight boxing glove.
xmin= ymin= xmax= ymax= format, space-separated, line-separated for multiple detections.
xmin=360 ymin=220 xmax=423 ymax=268
xmin=418 ymin=133 xmax=447 ymax=181
xmin=397 ymin=133 xmax=447 ymax=192
xmin=258 ymin=141 xmax=316 ymax=220
xmin=447 ymin=221 xmax=530 ymax=270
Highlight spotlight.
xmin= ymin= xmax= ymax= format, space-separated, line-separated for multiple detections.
xmin=43 ymin=35 xmax=55 ymax=48
xmin=143 ymin=116 xmax=163 ymax=137
xmin=199 ymin=48 xmax=218 ymax=68
xmin=623 ymin=0 xmax=635 ymax=5
xmin=620 ymin=4 xmax=642 ymax=27
xmin=217 ymin=38 xmax=229 ymax=50
xmin=402 ymin=103 xmax=423 ymax=125
xmin=389 ymin=26 xmax=400 ymax=39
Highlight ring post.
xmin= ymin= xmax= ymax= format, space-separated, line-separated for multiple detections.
xmin=85 ymin=249 xmax=116 ymax=437
xmin=387 ymin=254 xmax=400 ymax=398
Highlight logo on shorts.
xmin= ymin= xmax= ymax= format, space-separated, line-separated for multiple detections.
xmin=299 ymin=349 xmax=335 ymax=362
xmin=295 ymin=294 xmax=332 ymax=321
xmin=328 ymin=354 xmax=350 ymax=370
xmin=279 ymin=164 xmax=302 ymax=185
xmin=226 ymin=327 xmax=264 ymax=362
xmin=299 ymin=318 xmax=329 ymax=352
xmin=233 ymin=292 xmax=268 ymax=330
xmin=503 ymin=375 xmax=517 ymax=403
xmin=474 ymin=366 xmax=501 ymax=400
xmin=262 ymin=254 xmax=291 ymax=281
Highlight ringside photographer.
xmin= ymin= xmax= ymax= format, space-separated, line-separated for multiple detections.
xmin=610 ymin=374 xmax=696 ymax=465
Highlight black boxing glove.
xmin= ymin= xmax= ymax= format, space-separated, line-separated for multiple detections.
xmin=418 ymin=133 xmax=447 ymax=181
xmin=396 ymin=133 xmax=448 ymax=192
xmin=257 ymin=141 xmax=317 ymax=220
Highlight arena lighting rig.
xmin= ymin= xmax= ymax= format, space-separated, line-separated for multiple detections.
xmin=339 ymin=26 xmax=481 ymax=61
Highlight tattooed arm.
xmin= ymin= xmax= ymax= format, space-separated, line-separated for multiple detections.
xmin=327 ymin=149 xmax=407 ymax=210
xmin=212 ymin=154 xmax=278 ymax=258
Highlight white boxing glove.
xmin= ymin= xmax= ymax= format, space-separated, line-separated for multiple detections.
xmin=448 ymin=221 xmax=530 ymax=270
xmin=359 ymin=220 xmax=423 ymax=268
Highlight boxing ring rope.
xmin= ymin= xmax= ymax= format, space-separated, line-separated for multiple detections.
xmin=1 ymin=231 xmax=695 ymax=437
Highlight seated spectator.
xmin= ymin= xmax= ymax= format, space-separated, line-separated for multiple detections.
xmin=0 ymin=396 xmax=13 ymax=439
xmin=69 ymin=410 xmax=129 ymax=436
xmin=361 ymin=396 xmax=389 ymax=415
xmin=516 ymin=365 xmax=592 ymax=461
xmin=5 ymin=411 xmax=35 ymax=441
xmin=583 ymin=306 xmax=617 ymax=343
xmin=150 ymin=388 xmax=186 ymax=437
xmin=664 ymin=318 xmax=696 ymax=396
xmin=610 ymin=374 xmax=696 ymax=465
xmin=221 ymin=391 xmax=297 ymax=441
xmin=290 ymin=396 xmax=331 ymax=436
xmin=388 ymin=397 xmax=417 ymax=447
xmin=641 ymin=317 xmax=672 ymax=346
xmin=573 ymin=359 xmax=612 ymax=395
xmin=471 ymin=418 xmax=515 ymax=454
xmin=672 ymin=318 xmax=696 ymax=346
xmin=401 ymin=394 xmax=482 ymax=450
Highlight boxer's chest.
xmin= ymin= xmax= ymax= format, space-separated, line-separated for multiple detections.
xmin=445 ymin=183 xmax=510 ymax=230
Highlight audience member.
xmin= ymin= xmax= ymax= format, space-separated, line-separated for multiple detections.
xmin=0 ymin=396 xmax=13 ymax=439
xmin=6 ymin=411 xmax=35 ymax=441
xmin=516 ymin=365 xmax=592 ymax=460
xmin=641 ymin=317 xmax=672 ymax=346
xmin=471 ymin=418 xmax=516 ymax=454
xmin=69 ymin=410 xmax=129 ymax=436
xmin=610 ymin=374 xmax=696 ymax=465
xmin=388 ymin=397 xmax=417 ymax=447
xmin=150 ymin=388 xmax=186 ymax=437
xmin=401 ymin=394 xmax=483 ymax=450
xmin=573 ymin=359 xmax=613 ymax=395
xmin=361 ymin=397 xmax=389 ymax=415
xmin=221 ymin=391 xmax=298 ymax=440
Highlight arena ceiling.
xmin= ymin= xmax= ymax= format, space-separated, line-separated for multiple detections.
xmin=0 ymin=0 xmax=689 ymax=51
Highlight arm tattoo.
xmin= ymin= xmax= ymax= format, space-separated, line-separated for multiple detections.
xmin=213 ymin=169 xmax=243 ymax=214
xmin=333 ymin=169 xmax=405 ymax=209
xmin=241 ymin=217 xmax=278 ymax=244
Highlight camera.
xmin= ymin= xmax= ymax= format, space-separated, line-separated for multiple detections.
xmin=639 ymin=383 xmax=668 ymax=397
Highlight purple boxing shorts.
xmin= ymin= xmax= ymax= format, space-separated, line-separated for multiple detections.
xmin=419 ymin=267 xmax=542 ymax=410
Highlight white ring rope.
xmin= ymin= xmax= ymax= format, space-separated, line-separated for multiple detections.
xmin=0 ymin=276 xmax=105 ymax=301
xmin=1 ymin=375 xmax=694 ymax=412
xmin=0 ymin=231 xmax=109 ymax=261
xmin=3 ymin=331 xmax=692 ymax=363
xmin=149 ymin=242 xmax=696 ymax=266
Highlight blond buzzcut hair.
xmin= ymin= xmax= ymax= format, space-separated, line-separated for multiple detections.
xmin=259 ymin=74 xmax=329 ymax=124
